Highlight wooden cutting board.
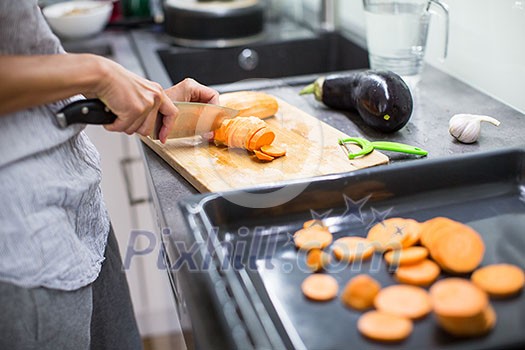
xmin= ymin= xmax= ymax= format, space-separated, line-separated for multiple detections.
xmin=141 ymin=96 xmax=389 ymax=192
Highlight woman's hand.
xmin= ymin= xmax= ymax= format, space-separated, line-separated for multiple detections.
xmin=0 ymin=54 xmax=217 ymax=144
xmin=161 ymin=78 xmax=219 ymax=142
xmin=93 ymin=57 xmax=178 ymax=143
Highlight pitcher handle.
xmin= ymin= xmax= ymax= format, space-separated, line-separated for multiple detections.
xmin=427 ymin=0 xmax=449 ymax=59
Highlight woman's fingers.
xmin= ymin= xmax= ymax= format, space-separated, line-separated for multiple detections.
xmin=155 ymin=92 xmax=178 ymax=143
xmin=165 ymin=78 xmax=219 ymax=104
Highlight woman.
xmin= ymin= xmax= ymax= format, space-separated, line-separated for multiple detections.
xmin=0 ymin=1 xmax=218 ymax=349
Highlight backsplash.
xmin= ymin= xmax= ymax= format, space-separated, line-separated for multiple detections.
xmin=344 ymin=0 xmax=525 ymax=114
xmin=283 ymin=0 xmax=525 ymax=114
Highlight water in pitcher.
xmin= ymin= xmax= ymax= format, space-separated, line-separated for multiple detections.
xmin=365 ymin=2 xmax=430 ymax=77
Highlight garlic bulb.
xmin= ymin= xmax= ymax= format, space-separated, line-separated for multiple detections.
xmin=448 ymin=114 xmax=501 ymax=144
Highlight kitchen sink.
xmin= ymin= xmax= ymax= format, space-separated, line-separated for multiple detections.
xmin=156 ymin=31 xmax=369 ymax=86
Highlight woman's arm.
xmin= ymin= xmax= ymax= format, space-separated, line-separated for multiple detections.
xmin=0 ymin=53 xmax=179 ymax=143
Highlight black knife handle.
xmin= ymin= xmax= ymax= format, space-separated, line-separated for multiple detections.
xmin=55 ymin=99 xmax=117 ymax=128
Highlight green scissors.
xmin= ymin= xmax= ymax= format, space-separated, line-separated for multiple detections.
xmin=338 ymin=137 xmax=428 ymax=159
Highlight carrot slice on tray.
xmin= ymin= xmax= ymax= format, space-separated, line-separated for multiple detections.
xmin=341 ymin=274 xmax=381 ymax=311
xmin=253 ymin=150 xmax=274 ymax=162
xmin=431 ymin=223 xmax=485 ymax=274
xmin=367 ymin=218 xmax=421 ymax=252
xmin=430 ymin=278 xmax=495 ymax=337
xmin=419 ymin=217 xmax=458 ymax=250
xmin=293 ymin=227 xmax=333 ymax=251
xmin=357 ymin=310 xmax=413 ymax=342
xmin=374 ymin=284 xmax=433 ymax=319
xmin=471 ymin=263 xmax=525 ymax=298
xmin=430 ymin=278 xmax=489 ymax=318
xmin=260 ymin=144 xmax=286 ymax=157
xmin=301 ymin=274 xmax=338 ymax=301
xmin=394 ymin=259 xmax=441 ymax=287
xmin=306 ymin=249 xmax=331 ymax=272
xmin=384 ymin=246 xmax=429 ymax=266
xmin=332 ymin=236 xmax=374 ymax=263
xmin=435 ymin=304 xmax=496 ymax=337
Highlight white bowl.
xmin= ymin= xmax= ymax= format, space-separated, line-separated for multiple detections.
xmin=43 ymin=1 xmax=113 ymax=40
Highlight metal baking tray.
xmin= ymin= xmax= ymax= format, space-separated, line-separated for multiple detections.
xmin=178 ymin=147 xmax=525 ymax=350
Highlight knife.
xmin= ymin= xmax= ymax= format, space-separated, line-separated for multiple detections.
xmin=55 ymin=98 xmax=239 ymax=139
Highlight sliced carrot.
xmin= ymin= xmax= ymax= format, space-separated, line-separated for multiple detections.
xmin=435 ymin=304 xmax=496 ymax=337
xmin=357 ymin=311 xmax=413 ymax=342
xmin=430 ymin=278 xmax=488 ymax=318
xmin=419 ymin=217 xmax=458 ymax=250
xmin=402 ymin=227 xmax=421 ymax=248
xmin=214 ymin=117 xmax=267 ymax=150
xmin=341 ymin=274 xmax=381 ymax=311
xmin=374 ymin=285 xmax=433 ymax=319
xmin=303 ymin=219 xmax=326 ymax=229
xmin=395 ymin=259 xmax=441 ymax=287
xmin=230 ymin=117 xmax=257 ymax=148
xmin=260 ymin=144 xmax=286 ymax=157
xmin=471 ymin=263 xmax=525 ymax=298
xmin=254 ymin=150 xmax=274 ymax=162
xmin=293 ymin=227 xmax=333 ymax=251
xmin=384 ymin=246 xmax=429 ymax=266
xmin=367 ymin=218 xmax=421 ymax=252
xmin=301 ymin=274 xmax=338 ymax=301
xmin=213 ymin=119 xmax=231 ymax=145
xmin=332 ymin=236 xmax=374 ymax=263
xmin=247 ymin=127 xmax=275 ymax=151
xmin=253 ymin=130 xmax=275 ymax=150
xmin=225 ymin=117 xmax=245 ymax=147
xmin=244 ymin=125 xmax=266 ymax=149
xmin=306 ymin=249 xmax=331 ymax=272
xmin=431 ymin=223 xmax=485 ymax=274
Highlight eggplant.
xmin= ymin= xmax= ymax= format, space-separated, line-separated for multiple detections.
xmin=300 ymin=70 xmax=413 ymax=133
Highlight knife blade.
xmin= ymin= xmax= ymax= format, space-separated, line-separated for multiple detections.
xmin=55 ymin=98 xmax=239 ymax=139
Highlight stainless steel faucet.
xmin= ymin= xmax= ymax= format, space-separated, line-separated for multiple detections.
xmin=320 ymin=0 xmax=336 ymax=31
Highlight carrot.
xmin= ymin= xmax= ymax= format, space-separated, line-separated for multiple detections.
xmin=419 ymin=217 xmax=458 ymax=250
xmin=214 ymin=116 xmax=267 ymax=150
xmin=471 ymin=263 xmax=525 ymax=298
xmin=213 ymin=119 xmax=229 ymax=145
xmin=430 ymin=278 xmax=488 ymax=318
xmin=230 ymin=117 xmax=256 ymax=148
xmin=431 ymin=223 xmax=484 ymax=274
xmin=384 ymin=246 xmax=429 ymax=266
xmin=306 ymin=249 xmax=331 ymax=272
xmin=244 ymin=125 xmax=266 ymax=149
xmin=219 ymin=91 xmax=279 ymax=119
xmin=367 ymin=218 xmax=421 ymax=252
xmin=374 ymin=285 xmax=433 ymax=319
xmin=301 ymin=274 xmax=338 ymax=301
xmin=293 ymin=227 xmax=333 ymax=251
xmin=253 ymin=150 xmax=274 ymax=162
xmin=260 ymin=144 xmax=286 ymax=157
xmin=394 ymin=259 xmax=441 ymax=287
xmin=247 ymin=127 xmax=275 ymax=151
xmin=332 ymin=236 xmax=374 ymax=262
xmin=402 ymin=227 xmax=421 ymax=248
xmin=303 ymin=219 xmax=325 ymax=229
xmin=357 ymin=311 xmax=413 ymax=342
xmin=435 ymin=304 xmax=496 ymax=337
xmin=431 ymin=278 xmax=495 ymax=337
xmin=341 ymin=274 xmax=381 ymax=311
